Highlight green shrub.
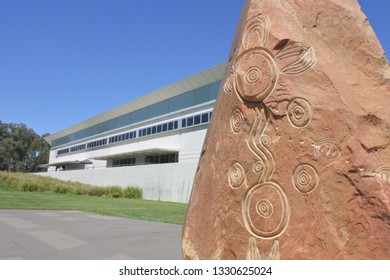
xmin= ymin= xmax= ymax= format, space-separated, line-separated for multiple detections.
xmin=54 ymin=185 xmax=69 ymax=194
xmin=107 ymin=186 xmax=123 ymax=198
xmin=21 ymin=182 xmax=38 ymax=192
xmin=123 ymin=186 xmax=143 ymax=199
xmin=87 ymin=187 xmax=108 ymax=197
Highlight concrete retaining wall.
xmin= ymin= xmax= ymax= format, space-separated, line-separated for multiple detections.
xmin=37 ymin=162 xmax=197 ymax=203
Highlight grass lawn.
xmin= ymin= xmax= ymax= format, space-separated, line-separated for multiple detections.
xmin=0 ymin=183 xmax=188 ymax=225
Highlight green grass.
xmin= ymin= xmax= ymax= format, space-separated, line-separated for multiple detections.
xmin=0 ymin=174 xmax=188 ymax=225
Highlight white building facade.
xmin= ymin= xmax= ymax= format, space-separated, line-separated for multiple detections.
xmin=40 ymin=63 xmax=226 ymax=202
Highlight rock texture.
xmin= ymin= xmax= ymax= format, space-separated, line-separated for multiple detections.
xmin=182 ymin=0 xmax=390 ymax=259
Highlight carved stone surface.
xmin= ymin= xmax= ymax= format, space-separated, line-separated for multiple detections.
xmin=183 ymin=0 xmax=390 ymax=259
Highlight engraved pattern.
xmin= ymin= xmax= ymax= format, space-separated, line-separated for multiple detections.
xmin=242 ymin=182 xmax=290 ymax=239
xmin=256 ymin=198 xmax=274 ymax=218
xmin=248 ymin=107 xmax=275 ymax=183
xmin=223 ymin=12 xmax=317 ymax=259
xmin=375 ymin=166 xmax=390 ymax=186
xmin=293 ymin=164 xmax=319 ymax=193
xmin=246 ymin=237 xmax=280 ymax=260
xmin=261 ymin=134 xmax=271 ymax=147
xmin=224 ymin=67 xmax=234 ymax=94
xmin=228 ymin=162 xmax=246 ymax=189
xmin=230 ymin=109 xmax=245 ymax=134
xmin=275 ymin=41 xmax=316 ymax=75
xmin=234 ymin=48 xmax=279 ymax=102
xmin=242 ymin=14 xmax=270 ymax=50
xmin=224 ymin=78 xmax=233 ymax=94
xmin=313 ymin=139 xmax=341 ymax=160
xmin=287 ymin=98 xmax=313 ymax=128
xmin=252 ymin=161 xmax=264 ymax=174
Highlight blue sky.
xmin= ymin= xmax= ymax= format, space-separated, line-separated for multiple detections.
xmin=0 ymin=0 xmax=388 ymax=136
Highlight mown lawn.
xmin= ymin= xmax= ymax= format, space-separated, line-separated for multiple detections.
xmin=0 ymin=182 xmax=188 ymax=225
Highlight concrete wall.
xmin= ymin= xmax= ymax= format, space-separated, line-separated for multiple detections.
xmin=38 ymin=162 xmax=197 ymax=203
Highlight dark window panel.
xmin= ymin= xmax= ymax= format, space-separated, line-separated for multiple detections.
xmin=194 ymin=115 xmax=201 ymax=125
xmin=202 ymin=113 xmax=209 ymax=123
xmin=187 ymin=117 xmax=193 ymax=126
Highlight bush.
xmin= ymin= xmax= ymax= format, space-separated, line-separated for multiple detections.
xmin=54 ymin=185 xmax=69 ymax=194
xmin=124 ymin=186 xmax=143 ymax=199
xmin=21 ymin=182 xmax=38 ymax=192
xmin=107 ymin=186 xmax=123 ymax=198
xmin=87 ymin=187 xmax=108 ymax=197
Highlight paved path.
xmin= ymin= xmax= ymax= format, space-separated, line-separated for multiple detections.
xmin=0 ymin=210 xmax=183 ymax=260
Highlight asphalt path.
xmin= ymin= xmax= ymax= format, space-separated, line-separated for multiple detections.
xmin=0 ymin=209 xmax=183 ymax=260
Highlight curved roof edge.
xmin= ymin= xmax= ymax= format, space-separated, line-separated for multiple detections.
xmin=45 ymin=62 xmax=227 ymax=145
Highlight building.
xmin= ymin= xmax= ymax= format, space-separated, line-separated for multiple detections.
xmin=40 ymin=63 xmax=226 ymax=202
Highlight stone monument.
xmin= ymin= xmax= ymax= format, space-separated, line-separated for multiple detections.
xmin=182 ymin=0 xmax=390 ymax=259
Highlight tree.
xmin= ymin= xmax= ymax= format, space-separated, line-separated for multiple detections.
xmin=0 ymin=121 xmax=50 ymax=172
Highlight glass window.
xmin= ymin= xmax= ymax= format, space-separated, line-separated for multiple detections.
xmin=152 ymin=126 xmax=157 ymax=134
xmin=168 ymin=95 xmax=181 ymax=112
xmin=194 ymin=115 xmax=201 ymax=125
xmin=157 ymin=125 xmax=162 ymax=133
xmin=181 ymin=119 xmax=187 ymax=128
xmin=202 ymin=113 xmax=209 ymax=123
xmin=147 ymin=127 xmax=152 ymax=135
xmin=168 ymin=122 xmax=174 ymax=130
xmin=210 ymin=81 xmax=221 ymax=100
xmin=187 ymin=117 xmax=193 ymax=126
xmin=180 ymin=90 xmax=194 ymax=108
xmin=51 ymin=80 xmax=222 ymax=148
xmin=162 ymin=123 xmax=168 ymax=132
xmin=174 ymin=120 xmax=178 ymax=129
xmin=143 ymin=128 xmax=147 ymax=136
xmin=194 ymin=85 xmax=210 ymax=105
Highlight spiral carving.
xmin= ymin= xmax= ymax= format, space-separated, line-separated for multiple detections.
xmin=293 ymin=164 xmax=319 ymax=193
xmin=228 ymin=162 xmax=246 ymax=189
xmin=242 ymin=182 xmax=290 ymax=239
xmin=230 ymin=109 xmax=245 ymax=134
xmin=245 ymin=67 xmax=262 ymax=84
xmin=252 ymin=161 xmax=264 ymax=174
xmin=260 ymin=134 xmax=271 ymax=147
xmin=287 ymin=98 xmax=312 ymax=128
xmin=256 ymin=198 xmax=274 ymax=218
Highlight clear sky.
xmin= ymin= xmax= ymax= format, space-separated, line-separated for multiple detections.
xmin=0 ymin=0 xmax=388 ymax=136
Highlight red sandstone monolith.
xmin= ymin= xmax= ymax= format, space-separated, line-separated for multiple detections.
xmin=182 ymin=0 xmax=390 ymax=259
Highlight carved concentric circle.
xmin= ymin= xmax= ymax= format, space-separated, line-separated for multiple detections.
xmin=242 ymin=182 xmax=290 ymax=239
xmin=287 ymin=98 xmax=312 ymax=128
xmin=252 ymin=161 xmax=264 ymax=174
xmin=245 ymin=67 xmax=262 ymax=84
xmin=228 ymin=162 xmax=246 ymax=189
xmin=293 ymin=164 xmax=319 ymax=193
xmin=256 ymin=198 xmax=274 ymax=218
xmin=234 ymin=48 xmax=279 ymax=103
xmin=230 ymin=109 xmax=245 ymax=134
xmin=261 ymin=134 xmax=271 ymax=147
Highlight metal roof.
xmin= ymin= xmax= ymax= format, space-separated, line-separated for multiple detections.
xmin=45 ymin=62 xmax=227 ymax=145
